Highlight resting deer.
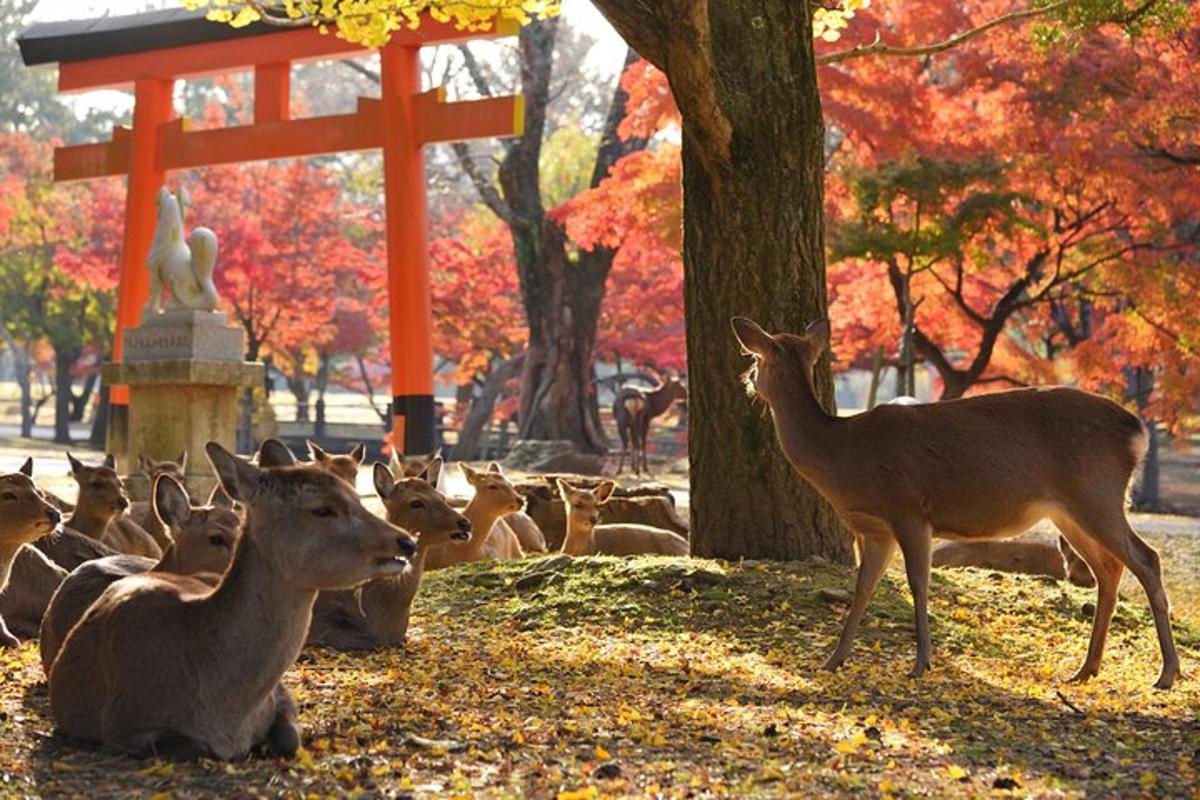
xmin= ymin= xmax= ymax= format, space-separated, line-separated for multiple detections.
xmin=424 ymin=463 xmax=525 ymax=569
xmin=40 ymin=473 xmax=242 ymax=676
xmin=14 ymin=457 xmax=117 ymax=570
xmin=556 ymin=479 xmax=689 ymax=557
xmin=0 ymin=461 xmax=62 ymax=647
xmin=308 ymin=441 xmax=366 ymax=486
xmin=127 ymin=452 xmax=188 ymax=550
xmin=395 ymin=452 xmax=546 ymax=554
xmin=63 ymin=453 xmax=161 ymax=560
xmin=308 ymin=457 xmax=471 ymax=649
xmin=732 ymin=316 xmax=1179 ymax=689
xmin=614 ymin=377 xmax=687 ymax=476
xmin=48 ymin=441 xmax=418 ymax=760
xmin=933 ymin=537 xmax=1096 ymax=588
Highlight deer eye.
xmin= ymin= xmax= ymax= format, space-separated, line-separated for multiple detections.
xmin=208 ymin=535 xmax=230 ymax=548
xmin=409 ymin=500 xmax=425 ymax=509
xmin=310 ymin=506 xmax=336 ymax=518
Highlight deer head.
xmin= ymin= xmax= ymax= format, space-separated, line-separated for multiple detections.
xmin=67 ymin=452 xmax=129 ymax=518
xmin=206 ymin=442 xmax=416 ymax=590
xmin=137 ymin=452 xmax=187 ymax=483
xmin=555 ymin=478 xmax=616 ymax=532
xmin=308 ymin=441 xmax=366 ymax=486
xmin=731 ymin=317 xmax=829 ymax=405
xmin=460 ymin=462 xmax=524 ymax=516
xmin=153 ymin=474 xmax=241 ymax=576
xmin=373 ymin=458 xmax=470 ymax=548
xmin=0 ymin=468 xmax=61 ymax=548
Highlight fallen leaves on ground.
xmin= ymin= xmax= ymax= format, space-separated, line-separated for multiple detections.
xmin=2 ymin=553 xmax=1198 ymax=798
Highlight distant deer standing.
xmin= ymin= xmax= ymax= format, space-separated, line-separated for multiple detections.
xmin=613 ymin=377 xmax=687 ymax=475
xmin=48 ymin=441 xmax=418 ymax=759
xmin=732 ymin=316 xmax=1179 ymax=689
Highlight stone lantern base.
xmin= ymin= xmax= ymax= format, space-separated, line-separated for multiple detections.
xmin=102 ymin=309 xmax=263 ymax=501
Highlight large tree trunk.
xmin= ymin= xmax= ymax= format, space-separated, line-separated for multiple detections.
xmin=595 ymin=0 xmax=850 ymax=561
xmin=53 ymin=347 xmax=78 ymax=445
xmin=454 ymin=353 xmax=525 ymax=460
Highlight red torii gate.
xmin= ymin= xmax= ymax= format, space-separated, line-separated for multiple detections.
xmin=18 ymin=9 xmax=523 ymax=455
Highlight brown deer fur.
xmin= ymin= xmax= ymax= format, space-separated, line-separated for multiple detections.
xmin=933 ymin=537 xmax=1096 ymax=588
xmin=308 ymin=441 xmax=366 ymax=486
xmin=613 ymin=378 xmax=687 ymax=475
xmin=308 ymin=458 xmax=471 ymax=649
xmin=732 ymin=316 xmax=1179 ymax=689
xmin=63 ymin=453 xmax=161 ymax=560
xmin=424 ymin=463 xmax=525 ymax=569
xmin=556 ymin=479 xmax=690 ymax=557
xmin=39 ymin=474 xmax=242 ymax=676
xmin=47 ymin=441 xmax=418 ymax=759
xmin=0 ymin=462 xmax=62 ymax=646
xmin=127 ymin=452 xmax=188 ymax=551
xmin=0 ymin=545 xmax=68 ymax=639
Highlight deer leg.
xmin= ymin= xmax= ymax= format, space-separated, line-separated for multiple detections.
xmin=1054 ymin=516 xmax=1123 ymax=683
xmin=1070 ymin=507 xmax=1180 ymax=689
xmin=896 ymin=524 xmax=933 ymax=678
xmin=823 ymin=533 xmax=896 ymax=671
xmin=639 ymin=416 xmax=653 ymax=477
xmin=0 ymin=616 xmax=19 ymax=648
xmin=616 ymin=423 xmax=629 ymax=475
xmin=263 ymin=684 xmax=301 ymax=758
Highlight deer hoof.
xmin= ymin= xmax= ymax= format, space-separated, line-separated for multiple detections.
xmin=907 ymin=661 xmax=929 ymax=679
xmin=1067 ymin=664 xmax=1099 ymax=684
xmin=1153 ymin=668 xmax=1178 ymax=691
xmin=0 ymin=632 xmax=19 ymax=649
xmin=821 ymin=652 xmax=846 ymax=672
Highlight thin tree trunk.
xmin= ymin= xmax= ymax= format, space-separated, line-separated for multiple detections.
xmin=453 ymin=354 xmax=525 ymax=461
xmin=89 ymin=382 xmax=109 ymax=449
xmin=0 ymin=329 xmax=34 ymax=438
xmin=314 ymin=351 xmax=331 ymax=439
xmin=53 ymin=347 xmax=79 ymax=445
xmin=70 ymin=372 xmax=98 ymax=422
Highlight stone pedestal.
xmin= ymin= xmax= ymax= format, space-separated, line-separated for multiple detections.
xmin=103 ymin=309 xmax=262 ymax=501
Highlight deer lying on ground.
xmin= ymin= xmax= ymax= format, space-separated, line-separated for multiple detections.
xmin=424 ymin=463 xmax=525 ymax=569
xmin=63 ymin=453 xmax=161 ymax=560
xmin=556 ymin=479 xmax=690 ymax=556
xmin=614 ymin=376 xmax=687 ymax=476
xmin=40 ymin=473 xmax=242 ymax=675
xmin=394 ymin=452 xmax=547 ymax=554
xmin=127 ymin=452 xmax=188 ymax=551
xmin=48 ymin=441 xmax=418 ymax=760
xmin=933 ymin=537 xmax=1096 ymax=588
xmin=308 ymin=457 xmax=471 ymax=649
xmin=0 ymin=461 xmax=62 ymax=647
xmin=308 ymin=441 xmax=366 ymax=486
xmin=732 ymin=316 xmax=1179 ymax=689
xmin=15 ymin=458 xmax=120 ymax=571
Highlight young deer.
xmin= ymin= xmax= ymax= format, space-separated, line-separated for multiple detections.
xmin=308 ymin=441 xmax=366 ymax=486
xmin=308 ymin=457 xmax=471 ymax=649
xmin=614 ymin=377 xmax=687 ymax=476
xmin=933 ymin=537 xmax=1096 ymax=588
xmin=556 ymin=479 xmax=689 ymax=557
xmin=64 ymin=453 xmax=162 ymax=560
xmin=128 ymin=452 xmax=188 ymax=551
xmin=395 ymin=453 xmax=546 ymax=553
xmin=0 ymin=462 xmax=62 ymax=646
xmin=40 ymin=473 xmax=242 ymax=676
xmin=732 ymin=316 xmax=1179 ymax=689
xmin=48 ymin=441 xmax=418 ymax=760
xmin=424 ymin=463 xmax=525 ymax=570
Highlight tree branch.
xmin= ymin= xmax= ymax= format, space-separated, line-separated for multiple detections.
xmin=339 ymin=59 xmax=380 ymax=84
xmin=817 ymin=0 xmax=1073 ymax=66
xmin=587 ymin=0 xmax=668 ymax=70
xmin=452 ymin=143 xmax=516 ymax=225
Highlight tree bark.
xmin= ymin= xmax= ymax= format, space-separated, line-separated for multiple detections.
xmin=89 ymin=382 xmax=109 ymax=449
xmin=53 ymin=347 xmax=78 ymax=445
xmin=592 ymin=0 xmax=850 ymax=561
xmin=453 ymin=353 xmax=525 ymax=461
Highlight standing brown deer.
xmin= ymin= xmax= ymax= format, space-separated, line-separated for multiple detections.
xmin=732 ymin=316 xmax=1179 ymax=689
xmin=613 ymin=377 xmax=687 ymax=476
xmin=40 ymin=473 xmax=242 ymax=675
xmin=48 ymin=441 xmax=418 ymax=759
xmin=308 ymin=457 xmax=471 ymax=649
xmin=0 ymin=462 xmax=62 ymax=647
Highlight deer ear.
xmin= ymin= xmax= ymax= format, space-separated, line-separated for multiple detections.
xmin=19 ymin=457 xmax=33 ymax=477
xmin=306 ymin=440 xmax=328 ymax=462
xmin=486 ymin=461 xmax=502 ymax=474
xmin=206 ymin=442 xmax=261 ymax=504
xmin=67 ymin=452 xmax=84 ymax=475
xmin=373 ymin=462 xmax=396 ymax=500
xmin=554 ymin=478 xmax=573 ymax=503
xmin=257 ymin=439 xmax=296 ymax=468
xmin=137 ymin=454 xmax=151 ymax=475
xmin=154 ymin=474 xmax=191 ymax=529
xmin=350 ymin=443 xmax=366 ymax=464
xmin=103 ymin=453 xmax=116 ymax=469
xmin=805 ymin=318 xmax=831 ymax=351
xmin=177 ymin=451 xmax=188 ymax=472
xmin=594 ymin=480 xmax=617 ymax=504
xmin=731 ymin=317 xmax=778 ymax=357
xmin=420 ymin=456 xmax=444 ymax=488
xmin=207 ymin=482 xmax=236 ymax=510
xmin=460 ymin=463 xmax=480 ymax=483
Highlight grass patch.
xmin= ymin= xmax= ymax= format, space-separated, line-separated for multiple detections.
xmin=2 ymin=556 xmax=1198 ymax=798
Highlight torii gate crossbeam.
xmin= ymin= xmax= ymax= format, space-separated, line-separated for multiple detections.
xmin=18 ymin=10 xmax=523 ymax=456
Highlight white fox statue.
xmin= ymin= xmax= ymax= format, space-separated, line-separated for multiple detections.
xmin=143 ymin=186 xmax=220 ymax=319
